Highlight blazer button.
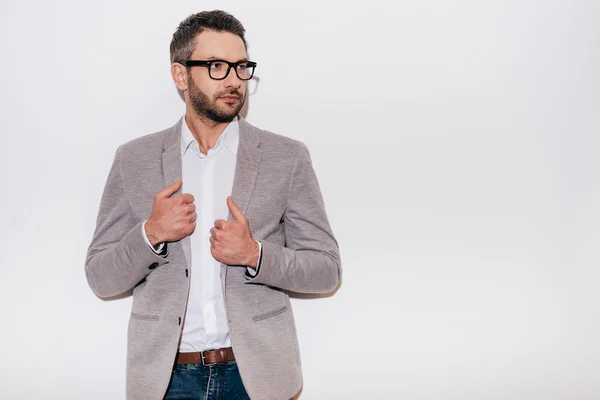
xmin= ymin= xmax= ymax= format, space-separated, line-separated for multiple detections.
xmin=178 ymin=317 xmax=182 ymax=326
xmin=148 ymin=262 xmax=159 ymax=270
xmin=185 ymin=269 xmax=188 ymax=277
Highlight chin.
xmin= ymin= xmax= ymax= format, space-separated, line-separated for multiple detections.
xmin=218 ymin=106 xmax=241 ymax=117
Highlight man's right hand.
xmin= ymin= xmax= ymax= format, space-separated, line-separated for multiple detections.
xmin=145 ymin=179 xmax=196 ymax=247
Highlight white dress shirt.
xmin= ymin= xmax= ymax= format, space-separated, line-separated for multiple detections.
xmin=142 ymin=116 xmax=260 ymax=352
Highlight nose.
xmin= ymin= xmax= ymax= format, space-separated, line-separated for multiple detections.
xmin=223 ymin=67 xmax=244 ymax=89
xmin=223 ymin=67 xmax=242 ymax=89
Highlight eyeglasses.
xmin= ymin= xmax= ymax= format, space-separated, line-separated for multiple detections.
xmin=179 ymin=59 xmax=257 ymax=81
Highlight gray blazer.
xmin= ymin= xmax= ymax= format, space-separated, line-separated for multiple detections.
xmin=85 ymin=117 xmax=341 ymax=400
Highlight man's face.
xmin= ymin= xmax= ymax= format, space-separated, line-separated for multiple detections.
xmin=185 ymin=30 xmax=248 ymax=123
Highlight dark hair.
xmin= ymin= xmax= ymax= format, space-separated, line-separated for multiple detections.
xmin=170 ymin=10 xmax=247 ymax=64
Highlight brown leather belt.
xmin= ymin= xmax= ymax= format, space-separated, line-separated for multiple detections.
xmin=176 ymin=347 xmax=235 ymax=365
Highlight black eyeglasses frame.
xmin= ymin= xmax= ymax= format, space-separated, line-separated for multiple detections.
xmin=179 ymin=59 xmax=257 ymax=81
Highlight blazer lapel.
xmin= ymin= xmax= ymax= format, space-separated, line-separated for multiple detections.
xmin=162 ymin=118 xmax=191 ymax=268
xmin=230 ymin=117 xmax=262 ymax=219
xmin=221 ymin=117 xmax=262 ymax=288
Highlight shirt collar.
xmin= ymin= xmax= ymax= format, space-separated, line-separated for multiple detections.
xmin=180 ymin=115 xmax=240 ymax=157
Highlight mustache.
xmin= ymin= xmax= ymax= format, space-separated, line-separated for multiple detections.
xmin=216 ymin=90 xmax=243 ymax=99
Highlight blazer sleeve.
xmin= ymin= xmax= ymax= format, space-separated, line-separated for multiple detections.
xmin=85 ymin=146 xmax=169 ymax=298
xmin=245 ymin=141 xmax=342 ymax=294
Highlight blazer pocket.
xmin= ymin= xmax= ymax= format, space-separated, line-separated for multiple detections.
xmin=130 ymin=312 xmax=160 ymax=321
xmin=252 ymin=305 xmax=289 ymax=322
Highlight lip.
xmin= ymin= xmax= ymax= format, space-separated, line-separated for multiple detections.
xmin=219 ymin=95 xmax=240 ymax=101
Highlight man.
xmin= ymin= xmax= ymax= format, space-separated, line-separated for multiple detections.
xmin=85 ymin=10 xmax=341 ymax=400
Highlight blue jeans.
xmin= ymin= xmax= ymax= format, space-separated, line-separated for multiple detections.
xmin=163 ymin=361 xmax=250 ymax=400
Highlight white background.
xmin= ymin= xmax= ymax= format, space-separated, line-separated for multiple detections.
xmin=1 ymin=0 xmax=599 ymax=399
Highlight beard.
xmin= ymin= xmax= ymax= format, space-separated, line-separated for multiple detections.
xmin=187 ymin=74 xmax=245 ymax=123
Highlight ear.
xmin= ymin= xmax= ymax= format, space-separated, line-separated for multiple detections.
xmin=171 ymin=62 xmax=188 ymax=91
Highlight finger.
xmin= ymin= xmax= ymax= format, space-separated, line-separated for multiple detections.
xmin=157 ymin=178 xmax=182 ymax=199
xmin=210 ymin=244 xmax=219 ymax=260
xmin=214 ymin=219 xmax=228 ymax=230
xmin=210 ymin=227 xmax=218 ymax=239
xmin=226 ymin=196 xmax=246 ymax=223
xmin=187 ymin=203 xmax=196 ymax=213
xmin=190 ymin=211 xmax=197 ymax=223
xmin=180 ymin=193 xmax=195 ymax=204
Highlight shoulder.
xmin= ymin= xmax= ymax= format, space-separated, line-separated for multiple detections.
xmin=241 ymin=118 xmax=309 ymax=160
xmin=115 ymin=121 xmax=180 ymax=161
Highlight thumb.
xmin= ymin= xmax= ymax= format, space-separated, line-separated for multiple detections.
xmin=157 ymin=178 xmax=182 ymax=199
xmin=227 ymin=196 xmax=245 ymax=222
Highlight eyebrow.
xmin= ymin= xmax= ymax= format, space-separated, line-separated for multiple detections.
xmin=206 ymin=56 xmax=249 ymax=62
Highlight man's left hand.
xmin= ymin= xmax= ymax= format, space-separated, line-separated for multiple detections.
xmin=210 ymin=196 xmax=259 ymax=268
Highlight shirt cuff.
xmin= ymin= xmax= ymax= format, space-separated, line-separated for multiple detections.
xmin=246 ymin=239 xmax=262 ymax=277
xmin=142 ymin=220 xmax=167 ymax=257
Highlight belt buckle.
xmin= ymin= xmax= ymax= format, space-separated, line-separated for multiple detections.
xmin=201 ymin=349 xmax=217 ymax=366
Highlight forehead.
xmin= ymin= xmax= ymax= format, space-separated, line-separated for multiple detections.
xmin=191 ymin=30 xmax=247 ymax=60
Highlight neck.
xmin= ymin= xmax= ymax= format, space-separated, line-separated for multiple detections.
xmin=185 ymin=108 xmax=234 ymax=155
